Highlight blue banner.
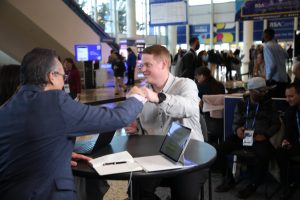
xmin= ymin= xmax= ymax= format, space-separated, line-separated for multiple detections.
xmin=236 ymin=0 xmax=300 ymax=21
xmin=177 ymin=25 xmax=186 ymax=44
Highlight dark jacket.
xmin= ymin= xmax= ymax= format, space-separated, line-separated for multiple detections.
xmin=0 ymin=85 xmax=143 ymax=200
xmin=232 ymin=94 xmax=280 ymax=138
xmin=283 ymin=106 xmax=300 ymax=146
xmin=181 ymin=49 xmax=198 ymax=80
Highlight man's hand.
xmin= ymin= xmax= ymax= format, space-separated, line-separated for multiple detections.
xmin=236 ymin=127 xmax=245 ymax=139
xmin=71 ymin=152 xmax=92 ymax=167
xmin=282 ymin=139 xmax=292 ymax=150
xmin=254 ymin=134 xmax=267 ymax=141
xmin=125 ymin=120 xmax=138 ymax=134
xmin=127 ymin=86 xmax=147 ymax=98
xmin=141 ymin=87 xmax=159 ymax=103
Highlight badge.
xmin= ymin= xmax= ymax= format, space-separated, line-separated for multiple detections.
xmin=64 ymin=84 xmax=70 ymax=93
xmin=243 ymin=130 xmax=254 ymax=146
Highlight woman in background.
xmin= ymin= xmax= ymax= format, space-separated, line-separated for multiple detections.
xmin=111 ymin=52 xmax=127 ymax=95
xmin=195 ymin=67 xmax=225 ymax=145
xmin=63 ymin=58 xmax=81 ymax=100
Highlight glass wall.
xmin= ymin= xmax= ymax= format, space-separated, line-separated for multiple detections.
xmin=75 ymin=0 xmax=151 ymax=36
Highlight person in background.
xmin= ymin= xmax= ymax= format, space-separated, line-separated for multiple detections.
xmin=63 ymin=58 xmax=81 ymax=100
xmin=0 ymin=48 xmax=146 ymax=200
xmin=276 ymin=83 xmax=300 ymax=200
xmin=126 ymin=45 xmax=205 ymax=200
xmin=253 ymin=51 xmax=266 ymax=78
xmin=126 ymin=47 xmax=137 ymax=86
xmin=197 ymin=50 xmax=209 ymax=68
xmin=111 ymin=51 xmax=127 ymax=95
xmin=263 ymin=28 xmax=288 ymax=98
xmin=181 ymin=36 xmax=199 ymax=80
xmin=287 ymin=44 xmax=293 ymax=69
xmin=292 ymin=56 xmax=300 ymax=84
xmin=214 ymin=77 xmax=280 ymax=199
xmin=195 ymin=67 xmax=225 ymax=145
xmin=195 ymin=67 xmax=225 ymax=100
xmin=249 ymin=45 xmax=256 ymax=77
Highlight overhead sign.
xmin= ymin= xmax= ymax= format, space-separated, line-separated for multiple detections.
xmin=74 ymin=44 xmax=102 ymax=62
xmin=236 ymin=0 xmax=300 ymax=21
xmin=150 ymin=0 xmax=187 ymax=26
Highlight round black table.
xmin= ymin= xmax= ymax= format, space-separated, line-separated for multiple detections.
xmin=72 ymin=135 xmax=216 ymax=180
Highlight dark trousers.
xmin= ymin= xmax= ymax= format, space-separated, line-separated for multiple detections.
xmin=215 ymin=135 xmax=274 ymax=185
xmin=276 ymin=144 xmax=300 ymax=190
xmin=127 ymin=66 xmax=135 ymax=85
xmin=131 ymin=170 xmax=207 ymax=200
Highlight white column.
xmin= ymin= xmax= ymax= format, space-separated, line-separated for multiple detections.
xmin=126 ymin=0 xmax=136 ymax=38
xmin=243 ymin=20 xmax=254 ymax=80
xmin=94 ymin=0 xmax=98 ymax=21
xmin=294 ymin=17 xmax=299 ymax=31
xmin=209 ymin=0 xmax=214 ymax=49
xmin=167 ymin=26 xmax=177 ymax=57
xmin=263 ymin=19 xmax=268 ymax=30
xmin=186 ymin=24 xmax=190 ymax=49
xmin=111 ymin=0 xmax=119 ymax=43
xmin=235 ymin=21 xmax=239 ymax=47
xmin=144 ymin=0 xmax=148 ymax=35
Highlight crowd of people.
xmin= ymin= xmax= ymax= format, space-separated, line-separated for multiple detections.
xmin=1 ymin=27 xmax=300 ymax=200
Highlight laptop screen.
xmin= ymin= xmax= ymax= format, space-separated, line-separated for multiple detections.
xmin=159 ymin=122 xmax=191 ymax=162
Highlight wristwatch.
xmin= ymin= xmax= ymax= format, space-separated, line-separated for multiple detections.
xmin=157 ymin=92 xmax=166 ymax=104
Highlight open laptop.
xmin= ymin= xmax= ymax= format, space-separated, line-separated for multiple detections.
xmin=73 ymin=130 xmax=115 ymax=154
xmin=134 ymin=122 xmax=192 ymax=172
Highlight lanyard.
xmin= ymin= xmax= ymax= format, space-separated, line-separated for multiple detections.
xmin=296 ymin=111 xmax=300 ymax=136
xmin=245 ymin=100 xmax=259 ymax=130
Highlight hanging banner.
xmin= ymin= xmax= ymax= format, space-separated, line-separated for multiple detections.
xmin=190 ymin=23 xmax=235 ymax=44
xmin=236 ymin=0 xmax=300 ymax=21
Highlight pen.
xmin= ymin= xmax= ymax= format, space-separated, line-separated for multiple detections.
xmin=103 ymin=161 xmax=127 ymax=166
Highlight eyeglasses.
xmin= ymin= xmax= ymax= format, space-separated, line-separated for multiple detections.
xmin=52 ymin=71 xmax=68 ymax=81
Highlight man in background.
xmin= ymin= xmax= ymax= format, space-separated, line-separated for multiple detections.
xmin=263 ymin=28 xmax=288 ymax=98
xmin=126 ymin=47 xmax=137 ymax=86
xmin=277 ymin=83 xmax=300 ymax=200
xmin=181 ymin=36 xmax=199 ymax=80
xmin=215 ymin=77 xmax=280 ymax=199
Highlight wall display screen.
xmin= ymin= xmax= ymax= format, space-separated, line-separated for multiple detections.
xmin=150 ymin=0 xmax=187 ymax=26
xmin=74 ymin=44 xmax=102 ymax=61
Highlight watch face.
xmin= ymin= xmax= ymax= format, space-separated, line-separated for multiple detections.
xmin=158 ymin=92 xmax=166 ymax=103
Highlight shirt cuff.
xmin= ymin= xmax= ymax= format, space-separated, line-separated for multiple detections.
xmin=127 ymin=94 xmax=147 ymax=104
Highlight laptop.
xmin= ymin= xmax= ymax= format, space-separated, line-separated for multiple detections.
xmin=134 ymin=122 xmax=192 ymax=172
xmin=73 ymin=131 xmax=115 ymax=154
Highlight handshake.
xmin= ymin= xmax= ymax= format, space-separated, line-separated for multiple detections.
xmin=127 ymin=86 xmax=160 ymax=103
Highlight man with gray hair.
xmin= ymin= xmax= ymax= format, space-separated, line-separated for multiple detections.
xmin=0 ymin=48 xmax=146 ymax=199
